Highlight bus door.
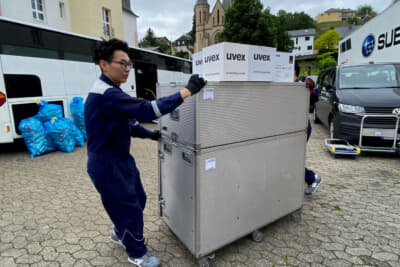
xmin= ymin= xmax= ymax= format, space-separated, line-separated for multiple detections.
xmin=0 ymin=56 xmax=13 ymax=143
xmin=134 ymin=63 xmax=157 ymax=101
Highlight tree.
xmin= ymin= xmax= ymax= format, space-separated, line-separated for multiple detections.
xmin=277 ymin=10 xmax=315 ymax=31
xmin=314 ymin=29 xmax=341 ymax=51
xmin=190 ymin=15 xmax=196 ymax=46
xmin=174 ymin=51 xmax=190 ymax=59
xmin=158 ymin=41 xmax=171 ymax=55
xmin=139 ymin=28 xmax=157 ymax=47
xmin=314 ymin=29 xmax=341 ymax=70
xmin=356 ymin=5 xmax=377 ymax=17
xmin=317 ymin=56 xmax=337 ymax=70
xmin=347 ymin=16 xmax=361 ymax=25
xmin=219 ymin=0 xmax=275 ymax=46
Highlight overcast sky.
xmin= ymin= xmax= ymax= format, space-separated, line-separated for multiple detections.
xmin=130 ymin=0 xmax=393 ymax=41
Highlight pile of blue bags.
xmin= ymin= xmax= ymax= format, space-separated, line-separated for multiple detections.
xmin=18 ymin=97 xmax=86 ymax=158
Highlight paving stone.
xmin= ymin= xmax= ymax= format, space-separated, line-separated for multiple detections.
xmin=15 ymin=254 xmax=43 ymax=264
xmin=359 ymin=255 xmax=391 ymax=267
xmin=0 ymin=257 xmax=17 ymax=267
xmin=345 ymin=246 xmax=371 ymax=256
xmin=372 ymin=251 xmax=399 ymax=261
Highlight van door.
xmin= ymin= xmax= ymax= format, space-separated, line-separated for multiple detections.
xmin=316 ymin=69 xmax=335 ymax=127
xmin=0 ymin=57 xmax=14 ymax=143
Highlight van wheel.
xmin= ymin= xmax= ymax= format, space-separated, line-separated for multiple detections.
xmin=329 ymin=120 xmax=336 ymax=139
xmin=313 ymin=107 xmax=321 ymax=124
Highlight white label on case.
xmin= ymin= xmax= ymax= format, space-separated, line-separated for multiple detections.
xmin=205 ymin=158 xmax=216 ymax=171
xmin=203 ymin=88 xmax=214 ymax=100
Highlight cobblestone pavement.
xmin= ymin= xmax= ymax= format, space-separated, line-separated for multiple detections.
xmin=1 ymin=121 xmax=400 ymax=267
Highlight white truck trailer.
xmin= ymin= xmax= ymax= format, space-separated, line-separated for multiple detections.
xmin=338 ymin=1 xmax=400 ymax=65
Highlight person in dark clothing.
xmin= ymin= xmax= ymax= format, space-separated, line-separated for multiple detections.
xmin=84 ymin=38 xmax=206 ymax=267
xmin=305 ymin=77 xmax=319 ymax=113
xmin=294 ymin=62 xmax=322 ymax=195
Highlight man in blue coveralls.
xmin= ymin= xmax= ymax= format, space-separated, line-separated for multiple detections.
xmin=85 ymin=39 xmax=206 ymax=267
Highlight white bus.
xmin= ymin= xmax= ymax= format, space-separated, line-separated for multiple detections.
xmin=0 ymin=17 xmax=192 ymax=144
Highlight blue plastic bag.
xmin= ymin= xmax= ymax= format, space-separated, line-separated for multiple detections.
xmin=18 ymin=117 xmax=56 ymax=158
xmin=70 ymin=97 xmax=86 ymax=141
xmin=64 ymin=118 xmax=84 ymax=147
xmin=44 ymin=117 xmax=75 ymax=153
xmin=35 ymin=100 xmax=63 ymax=122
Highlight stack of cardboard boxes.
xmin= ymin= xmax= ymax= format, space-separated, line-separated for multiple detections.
xmin=192 ymin=42 xmax=294 ymax=82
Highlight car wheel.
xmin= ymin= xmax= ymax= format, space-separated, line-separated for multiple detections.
xmin=313 ymin=107 xmax=321 ymax=124
xmin=329 ymin=120 xmax=336 ymax=139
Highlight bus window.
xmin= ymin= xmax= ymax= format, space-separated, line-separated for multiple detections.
xmin=4 ymin=74 xmax=43 ymax=98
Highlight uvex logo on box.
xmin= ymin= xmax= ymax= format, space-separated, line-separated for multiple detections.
xmin=196 ymin=59 xmax=203 ymax=66
xmin=226 ymin=53 xmax=246 ymax=61
xmin=204 ymin=54 xmax=220 ymax=63
xmin=253 ymin=54 xmax=271 ymax=61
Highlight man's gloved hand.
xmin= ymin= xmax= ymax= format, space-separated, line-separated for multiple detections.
xmin=150 ymin=130 xmax=161 ymax=141
xmin=186 ymin=74 xmax=206 ymax=95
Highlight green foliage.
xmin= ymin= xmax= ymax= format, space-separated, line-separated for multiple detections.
xmin=317 ymin=56 xmax=337 ymax=70
xmin=140 ymin=28 xmax=157 ymax=46
xmin=314 ymin=29 xmax=341 ymax=50
xmin=347 ymin=16 xmax=361 ymax=25
xmin=190 ymin=15 xmax=196 ymax=45
xmin=219 ymin=0 xmax=275 ymax=46
xmin=158 ymin=41 xmax=171 ymax=55
xmin=219 ymin=0 xmax=315 ymax=51
xmin=276 ymin=10 xmax=315 ymax=31
xmin=314 ymin=29 xmax=340 ymax=71
xmin=174 ymin=51 xmax=190 ymax=59
xmin=356 ymin=5 xmax=377 ymax=17
xmin=139 ymin=28 xmax=172 ymax=55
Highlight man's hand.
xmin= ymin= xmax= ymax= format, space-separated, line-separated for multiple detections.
xmin=150 ymin=130 xmax=161 ymax=141
xmin=185 ymin=74 xmax=206 ymax=95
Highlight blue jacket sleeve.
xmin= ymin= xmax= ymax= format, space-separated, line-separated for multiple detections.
xmin=102 ymin=88 xmax=183 ymax=122
xmin=129 ymin=119 xmax=153 ymax=138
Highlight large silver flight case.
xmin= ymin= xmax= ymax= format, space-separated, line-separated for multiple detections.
xmin=158 ymin=131 xmax=306 ymax=259
xmin=157 ymin=82 xmax=308 ymax=149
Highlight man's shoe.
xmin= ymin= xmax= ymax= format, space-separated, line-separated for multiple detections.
xmin=128 ymin=253 xmax=161 ymax=267
xmin=110 ymin=230 xmax=125 ymax=248
xmin=305 ymin=175 xmax=322 ymax=195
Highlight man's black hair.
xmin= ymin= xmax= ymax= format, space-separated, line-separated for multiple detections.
xmin=294 ymin=61 xmax=300 ymax=77
xmin=92 ymin=38 xmax=130 ymax=64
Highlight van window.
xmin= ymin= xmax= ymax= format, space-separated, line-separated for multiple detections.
xmin=339 ymin=64 xmax=400 ymax=89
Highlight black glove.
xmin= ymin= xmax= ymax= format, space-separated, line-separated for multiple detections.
xmin=186 ymin=74 xmax=206 ymax=95
xmin=150 ymin=130 xmax=161 ymax=141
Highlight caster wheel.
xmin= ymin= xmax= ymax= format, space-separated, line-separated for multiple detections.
xmin=198 ymin=257 xmax=211 ymax=267
xmin=290 ymin=208 xmax=302 ymax=222
xmin=251 ymin=229 xmax=263 ymax=242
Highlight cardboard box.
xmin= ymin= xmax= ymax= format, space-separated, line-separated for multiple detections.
xmin=192 ymin=51 xmax=203 ymax=76
xmin=272 ymin=52 xmax=295 ymax=82
xmin=248 ymin=45 xmax=276 ymax=81
xmin=202 ymin=42 xmax=249 ymax=81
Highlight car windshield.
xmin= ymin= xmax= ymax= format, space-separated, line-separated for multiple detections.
xmin=339 ymin=64 xmax=400 ymax=89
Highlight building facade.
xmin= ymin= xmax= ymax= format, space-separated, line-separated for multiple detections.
xmin=0 ymin=0 xmax=71 ymax=31
xmin=194 ymin=0 xmax=233 ymax=52
xmin=316 ymin=8 xmax=356 ymax=23
xmin=172 ymin=34 xmax=192 ymax=58
xmin=69 ymin=0 xmax=124 ymax=40
xmin=122 ymin=0 xmax=138 ymax=47
xmin=287 ymin=28 xmax=316 ymax=56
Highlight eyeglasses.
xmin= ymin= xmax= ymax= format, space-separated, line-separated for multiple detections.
xmin=110 ymin=60 xmax=133 ymax=69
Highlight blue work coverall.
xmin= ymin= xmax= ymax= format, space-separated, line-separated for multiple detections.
xmin=85 ymin=74 xmax=183 ymax=258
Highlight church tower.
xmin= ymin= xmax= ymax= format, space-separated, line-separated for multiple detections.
xmin=193 ymin=0 xmax=233 ymax=53
xmin=194 ymin=0 xmax=210 ymax=53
